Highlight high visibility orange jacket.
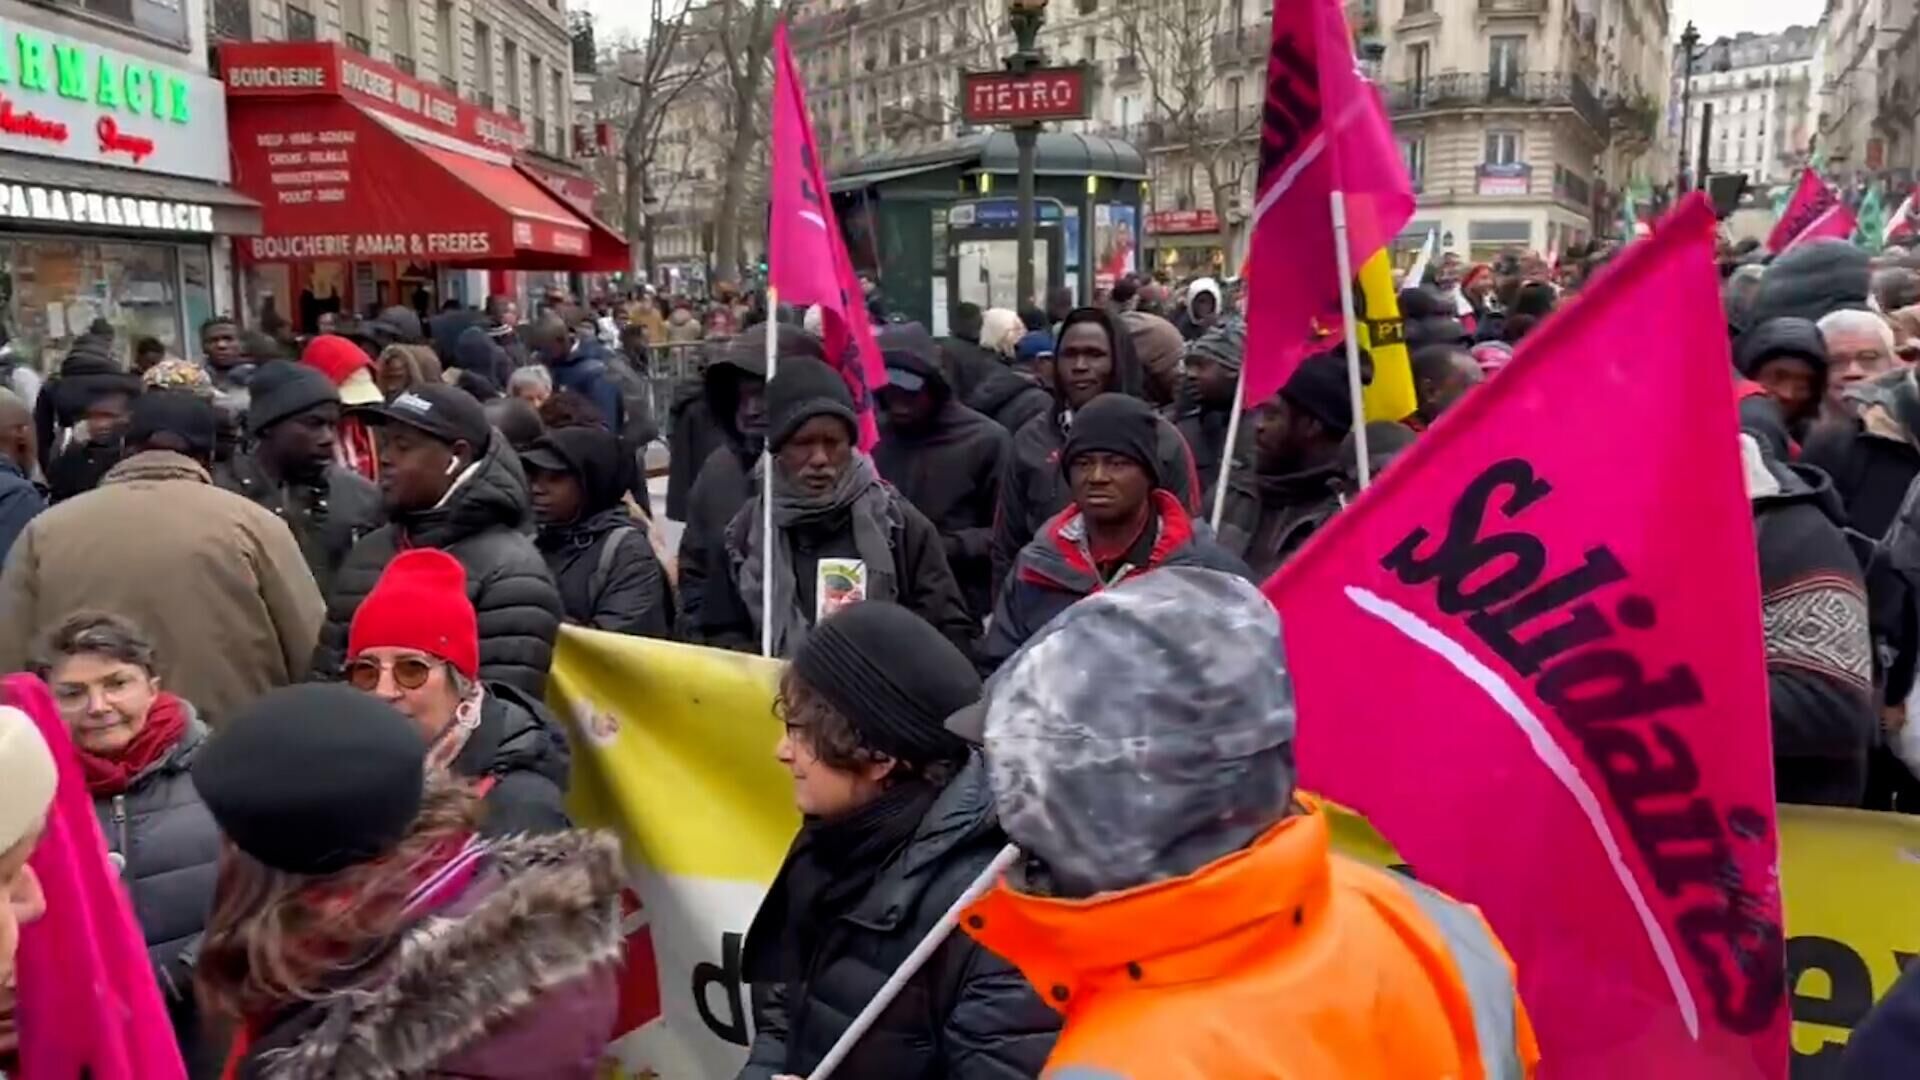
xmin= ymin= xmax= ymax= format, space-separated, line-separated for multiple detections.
xmin=963 ymin=796 xmax=1539 ymax=1079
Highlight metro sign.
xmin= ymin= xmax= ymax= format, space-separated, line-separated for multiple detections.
xmin=961 ymin=67 xmax=1090 ymax=124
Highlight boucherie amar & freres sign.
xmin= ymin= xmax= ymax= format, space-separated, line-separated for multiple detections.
xmin=0 ymin=20 xmax=230 ymax=185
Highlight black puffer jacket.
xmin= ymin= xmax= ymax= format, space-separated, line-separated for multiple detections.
xmin=313 ymin=431 xmax=562 ymax=696
xmin=738 ymin=755 xmax=1059 ymax=1079
xmin=1802 ymin=367 xmax=1920 ymax=540
xmin=214 ymin=454 xmax=384 ymax=602
xmin=94 ymin=701 xmax=222 ymax=1072
xmin=455 ymin=682 xmax=573 ymax=837
xmin=875 ymin=329 xmax=1011 ymax=628
xmin=1215 ymin=464 xmax=1345 ymax=583
xmin=964 ymin=368 xmax=1053 ymax=438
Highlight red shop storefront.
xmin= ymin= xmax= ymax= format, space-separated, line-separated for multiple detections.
xmin=217 ymin=41 xmax=625 ymax=332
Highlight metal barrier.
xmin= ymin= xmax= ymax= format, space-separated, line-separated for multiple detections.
xmin=636 ymin=338 xmax=731 ymax=441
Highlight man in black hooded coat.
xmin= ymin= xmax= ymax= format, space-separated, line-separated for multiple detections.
xmin=524 ymin=426 xmax=671 ymax=638
xmin=312 ymin=385 xmax=562 ymax=696
xmin=678 ymin=324 xmax=819 ymax=646
xmin=873 ymin=323 xmax=1010 ymax=630
xmin=989 ymin=307 xmax=1201 ymax=594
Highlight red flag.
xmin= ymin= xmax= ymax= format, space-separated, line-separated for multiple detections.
xmin=769 ymin=21 xmax=886 ymax=449
xmin=1241 ymin=0 xmax=1414 ymax=405
xmin=1767 ymin=168 xmax=1857 ymax=254
xmin=1886 ymin=186 xmax=1917 ymax=247
xmin=1268 ymin=195 xmax=1787 ymax=1077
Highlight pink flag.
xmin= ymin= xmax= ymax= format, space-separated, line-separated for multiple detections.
xmin=1268 ymin=195 xmax=1787 ymax=1078
xmin=770 ymin=21 xmax=886 ymax=450
xmin=1767 ymin=168 xmax=1857 ymax=254
xmin=8 ymin=675 xmax=186 ymax=1080
xmin=1241 ymin=0 xmax=1415 ymax=405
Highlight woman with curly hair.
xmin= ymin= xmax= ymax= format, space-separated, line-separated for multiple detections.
xmin=736 ymin=601 xmax=1057 ymax=1080
xmin=191 ymin=684 xmax=622 ymax=1079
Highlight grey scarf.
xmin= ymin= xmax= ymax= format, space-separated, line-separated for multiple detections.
xmin=733 ymin=452 xmax=899 ymax=656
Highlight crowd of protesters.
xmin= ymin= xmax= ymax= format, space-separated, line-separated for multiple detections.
xmin=1 ymin=226 xmax=1919 ymax=1076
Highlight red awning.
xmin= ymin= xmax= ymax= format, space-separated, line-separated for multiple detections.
xmin=515 ymin=163 xmax=630 ymax=272
xmin=227 ymin=97 xmax=626 ymax=270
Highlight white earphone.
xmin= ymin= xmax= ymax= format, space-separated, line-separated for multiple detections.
xmin=444 ymin=459 xmax=459 ymax=476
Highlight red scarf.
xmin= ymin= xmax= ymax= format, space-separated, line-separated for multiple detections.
xmin=76 ymin=693 xmax=188 ymax=797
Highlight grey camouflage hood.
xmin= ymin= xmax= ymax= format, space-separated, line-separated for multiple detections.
xmin=980 ymin=567 xmax=1296 ymax=898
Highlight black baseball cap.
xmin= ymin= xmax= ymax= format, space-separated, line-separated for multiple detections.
xmin=353 ymin=384 xmax=492 ymax=451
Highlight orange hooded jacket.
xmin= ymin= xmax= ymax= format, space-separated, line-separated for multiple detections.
xmin=962 ymin=797 xmax=1540 ymax=1079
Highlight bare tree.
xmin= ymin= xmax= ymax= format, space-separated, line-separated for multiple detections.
xmin=709 ymin=0 xmax=788 ymax=285
xmin=1105 ymin=0 xmax=1261 ymax=262
xmin=593 ymin=4 xmax=717 ymax=282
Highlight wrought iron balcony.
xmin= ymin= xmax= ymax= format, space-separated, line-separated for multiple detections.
xmin=1384 ymin=72 xmax=1608 ymax=138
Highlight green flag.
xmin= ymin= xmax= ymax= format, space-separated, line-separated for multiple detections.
xmin=1858 ymin=183 xmax=1887 ymax=248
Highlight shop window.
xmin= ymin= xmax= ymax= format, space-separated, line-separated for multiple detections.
xmin=0 ymin=238 xmax=183 ymax=374
xmin=287 ymin=5 xmax=318 ymax=41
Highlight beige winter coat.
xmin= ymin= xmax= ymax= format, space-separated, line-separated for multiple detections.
xmin=0 ymin=451 xmax=325 ymax=725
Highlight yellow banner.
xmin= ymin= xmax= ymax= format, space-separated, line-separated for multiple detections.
xmin=553 ymin=631 xmax=1920 ymax=1077
xmin=1355 ymin=249 xmax=1418 ymax=424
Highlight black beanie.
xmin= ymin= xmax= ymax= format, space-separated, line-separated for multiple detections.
xmin=247 ymin=359 xmax=340 ymax=433
xmin=191 ymin=684 xmax=427 ymax=876
xmin=126 ymin=390 xmax=217 ymax=459
xmin=1062 ymin=393 xmax=1162 ymax=486
xmin=792 ymin=601 xmax=977 ymax=767
xmin=766 ymin=355 xmax=858 ymax=451
xmin=1279 ymin=352 xmax=1354 ymax=436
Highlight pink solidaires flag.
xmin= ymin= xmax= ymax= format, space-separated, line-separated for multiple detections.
xmin=1767 ymin=168 xmax=1857 ymax=254
xmin=1241 ymin=0 xmax=1415 ymax=405
xmin=7 ymin=674 xmax=186 ymax=1080
xmin=770 ymin=21 xmax=886 ymax=450
xmin=1268 ymin=195 xmax=1787 ymax=1078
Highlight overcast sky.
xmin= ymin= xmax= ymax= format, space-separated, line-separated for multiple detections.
xmin=579 ymin=0 xmax=1833 ymax=54
xmin=1670 ymin=0 xmax=1825 ymax=41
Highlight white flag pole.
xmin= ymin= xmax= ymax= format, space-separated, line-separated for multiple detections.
xmin=1330 ymin=191 xmax=1373 ymax=491
xmin=806 ymin=842 xmax=1022 ymax=1080
xmin=760 ymin=286 xmax=781 ymax=659
xmin=1403 ymin=228 xmax=1436 ymax=291
xmin=1209 ymin=365 xmax=1245 ymax=531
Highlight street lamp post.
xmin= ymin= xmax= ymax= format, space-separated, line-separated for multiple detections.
xmin=1008 ymin=0 xmax=1048 ymax=310
xmin=1677 ymin=21 xmax=1700 ymax=193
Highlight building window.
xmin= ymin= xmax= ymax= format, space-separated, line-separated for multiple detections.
xmin=889 ymin=30 xmax=901 ymax=65
xmin=287 ymin=4 xmax=317 ymax=40
xmin=1484 ymin=129 xmax=1520 ymax=165
xmin=434 ymin=0 xmax=457 ymax=91
xmin=344 ymin=0 xmax=370 ymax=53
xmin=480 ymin=22 xmax=499 ymax=105
xmin=551 ymin=69 xmax=564 ymax=152
xmin=1489 ymin=35 xmax=1525 ymax=92
xmin=503 ymin=37 xmax=519 ymax=114
xmin=390 ymin=0 xmax=416 ymax=72
xmin=1409 ymin=41 xmax=1430 ymax=97
xmin=1402 ymin=136 xmax=1426 ymax=191
xmin=1084 ymin=34 xmax=1097 ymax=62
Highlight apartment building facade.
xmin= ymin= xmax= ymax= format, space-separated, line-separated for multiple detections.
xmin=1668 ymin=27 xmax=1815 ymax=193
xmin=1815 ymin=0 xmax=1915 ymax=180
xmin=1380 ymin=0 xmax=1668 ymax=263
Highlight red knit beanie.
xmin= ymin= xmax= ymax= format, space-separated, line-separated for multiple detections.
xmin=301 ymin=333 xmax=373 ymax=386
xmin=348 ymin=550 xmax=479 ymax=679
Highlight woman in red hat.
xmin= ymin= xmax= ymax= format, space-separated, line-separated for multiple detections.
xmin=344 ymin=549 xmax=571 ymax=836
xmin=298 ymin=335 xmax=383 ymax=483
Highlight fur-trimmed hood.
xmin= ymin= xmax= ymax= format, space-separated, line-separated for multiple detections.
xmin=246 ymin=829 xmax=624 ymax=1080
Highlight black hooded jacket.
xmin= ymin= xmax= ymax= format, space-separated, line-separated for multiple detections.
xmin=1750 ymin=444 xmax=1877 ymax=806
xmin=874 ymin=326 xmax=1011 ymax=628
xmin=313 ymin=431 xmax=563 ymax=696
xmin=213 ymin=453 xmax=385 ymax=602
xmin=678 ymin=343 xmax=770 ymax=645
xmin=452 ymin=325 xmax=514 ymax=389
xmin=1803 ymin=366 xmax=1920 ymax=540
xmin=1734 ymin=317 xmax=1829 ymax=436
xmin=34 ymin=337 xmax=142 ymax=463
xmin=531 ymin=427 xmax=671 ymax=639
xmin=988 ymin=308 xmax=1201 ymax=593
xmin=739 ymin=755 xmax=1059 ymax=1079
xmin=964 ymin=368 xmax=1053 ymax=437
xmin=455 ymin=681 xmax=573 ymax=837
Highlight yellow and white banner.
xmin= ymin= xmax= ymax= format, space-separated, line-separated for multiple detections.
xmin=551 ymin=628 xmax=1920 ymax=1078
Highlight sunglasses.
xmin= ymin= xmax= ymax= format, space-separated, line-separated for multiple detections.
xmin=345 ymin=656 xmax=441 ymax=692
